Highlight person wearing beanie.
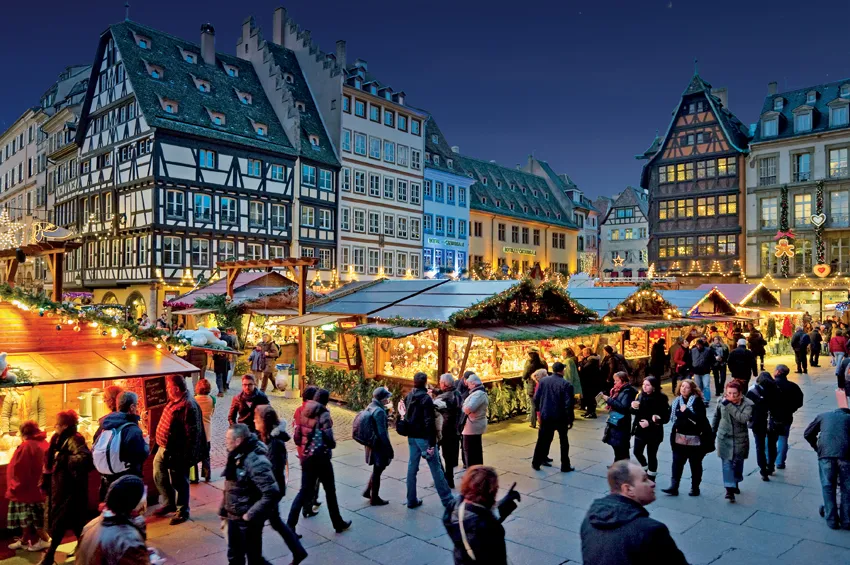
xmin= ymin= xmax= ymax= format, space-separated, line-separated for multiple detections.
xmin=74 ymin=475 xmax=149 ymax=565
xmin=362 ymin=387 xmax=394 ymax=505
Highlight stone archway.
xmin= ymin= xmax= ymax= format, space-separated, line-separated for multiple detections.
xmin=102 ymin=291 xmax=118 ymax=304
xmin=125 ymin=291 xmax=147 ymax=321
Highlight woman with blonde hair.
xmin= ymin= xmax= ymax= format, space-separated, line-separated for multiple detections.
xmin=662 ymin=379 xmax=709 ymax=497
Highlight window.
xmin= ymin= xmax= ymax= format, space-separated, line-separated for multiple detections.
xmin=369 ymin=137 xmax=381 ymax=159
xmin=199 ymin=149 xmax=216 ymax=169
xmin=397 ymin=216 xmax=408 ymax=238
xmin=624 ymin=228 xmax=634 ymax=240
xmin=354 ymin=170 xmax=366 ymax=194
xmin=194 ymin=194 xmax=212 ymax=221
xmin=369 ymin=105 xmax=380 ymax=122
xmin=349 ymin=247 xmax=364 ymax=274
xmin=830 ymin=191 xmax=849 ymax=226
xmin=758 ymin=157 xmax=777 ymax=186
xmin=520 ymin=226 xmax=529 ymax=244
xmin=369 ymin=174 xmax=381 ymax=197
xmin=342 ymin=96 xmax=351 ymax=113
xmin=271 ymin=204 xmax=286 ymax=228
xmin=794 ymin=193 xmax=813 ymax=226
xmin=342 ymin=129 xmax=352 ymax=152
xmin=341 ymin=168 xmax=351 ymax=192
xmin=249 ymin=201 xmax=264 ymax=227
xmin=398 ymin=115 xmax=407 ymax=131
xmin=435 ymin=182 xmax=444 ymax=202
xmin=410 ymin=218 xmax=421 ymax=240
xmin=247 ymin=243 xmax=262 ymax=260
xmin=301 ymin=164 xmax=316 ymax=186
xmin=247 ymin=159 xmax=261 ymax=177
xmin=447 ymin=218 xmax=456 ymax=237
xmin=354 ymin=132 xmax=367 ymax=155
xmin=368 ymin=212 xmax=380 ymax=234
xmin=829 ymin=237 xmax=850 ymax=273
xmin=410 ymin=183 xmax=421 ymax=205
xmin=300 ymin=205 xmax=315 ymax=227
xmin=384 ymin=110 xmax=394 ymax=127
xmin=397 ymin=180 xmax=408 ymax=202
xmin=123 ymin=238 xmax=134 ymax=266
xmin=271 ymin=164 xmax=285 ymax=180
xmin=339 ymin=207 xmax=351 ymax=231
xmin=410 ymin=253 xmax=420 ymax=277
xmin=191 ymin=239 xmax=209 ymax=267
xmin=830 ymin=148 xmax=849 ymax=178
xmin=165 ymin=190 xmax=184 ymax=218
xmin=762 ymin=117 xmax=778 ymax=137
xmin=760 ymin=242 xmax=778 ymax=275
xmin=511 ymin=226 xmax=519 ymax=243
xmin=354 ymin=99 xmax=366 ymax=117
xmin=532 ymin=228 xmax=540 ymax=246
xmin=795 ymin=112 xmax=812 ymax=133
xmin=435 ymin=216 xmax=444 ymax=235
xmin=383 ymin=214 xmax=395 ymax=237
xmin=696 ymin=197 xmax=715 ymax=217
xmin=217 ymin=197 xmax=236 ymax=225
xmin=497 ymin=223 xmax=506 ymax=241
xmin=611 ymin=229 xmax=620 ymax=241
xmin=793 ymin=153 xmax=811 ymax=182
xmin=424 ymin=180 xmax=433 ymax=200
xmin=676 ymin=198 xmax=694 ymax=218
xmin=794 ymin=240 xmax=813 ymax=274
xmin=111 ymin=239 xmax=120 ymax=267
xmin=424 ymin=214 xmax=433 ymax=233
xmin=843 ymin=85 xmax=850 ymax=98
xmin=368 ymin=249 xmax=380 ymax=275
xmin=383 ymin=140 xmax=395 ymax=163
xmin=317 ymin=208 xmax=331 ymax=230
xmin=458 ymin=219 xmax=466 ymax=238
xmin=760 ymin=197 xmax=778 ymax=229
xmin=411 ymin=119 xmax=421 ymax=135
xmin=397 ymin=145 xmax=408 ymax=167
xmin=319 ymin=169 xmax=332 ymax=191
xmin=459 ymin=187 xmax=466 ymax=206
xmin=270 ymin=245 xmax=286 ymax=260
xmin=658 ymin=200 xmax=676 ymax=220
xmin=718 ymin=235 xmax=736 ymax=256
xmin=807 ymin=91 xmax=817 ymax=104
xmin=676 ymin=236 xmax=694 ymax=257
xmin=411 ymin=149 xmax=421 ymax=170
xmin=830 ymin=105 xmax=849 ymax=127
xmin=317 ymin=248 xmax=332 ymax=270
xmin=163 ymin=236 xmax=181 ymax=266
xmin=383 ymin=177 xmax=394 ymax=200
xmin=354 ymin=209 xmax=366 ymax=232
xmin=697 ymin=235 xmax=716 ymax=256
xmin=300 ymin=247 xmax=314 ymax=259
xmin=447 ymin=185 xmax=455 ymax=204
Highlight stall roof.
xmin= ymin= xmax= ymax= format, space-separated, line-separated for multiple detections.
xmin=659 ymin=290 xmax=715 ymax=312
xmin=695 ymin=284 xmax=759 ymax=305
xmin=247 ymin=308 xmax=298 ymax=316
xmin=460 ymin=323 xmax=614 ymax=342
xmin=310 ymin=279 xmax=448 ymax=316
xmin=168 ymin=272 xmax=298 ymax=308
xmin=346 ymin=323 xmax=429 ymax=338
xmin=370 ymin=281 xmax=517 ymax=323
xmin=565 ymin=286 xmax=640 ymax=318
xmin=273 ymin=313 xmax=352 ymax=327
xmin=173 ymin=308 xmax=215 ymax=316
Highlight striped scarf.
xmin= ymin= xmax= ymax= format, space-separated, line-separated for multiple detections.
xmin=669 ymin=394 xmax=696 ymax=426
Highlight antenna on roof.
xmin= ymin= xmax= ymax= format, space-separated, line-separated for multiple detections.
xmin=125 ymin=1 xmax=130 ymax=20
xmin=693 ymin=58 xmax=698 ymax=74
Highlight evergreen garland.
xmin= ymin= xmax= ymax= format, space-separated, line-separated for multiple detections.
xmin=815 ymin=180 xmax=826 ymax=265
xmin=779 ymin=185 xmax=790 ymax=277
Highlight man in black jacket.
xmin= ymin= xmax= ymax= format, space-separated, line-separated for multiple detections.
xmin=92 ymin=391 xmax=150 ymax=500
xmin=727 ymin=339 xmax=758 ymax=385
xmin=435 ymin=374 xmax=462 ymax=488
xmin=228 ymin=374 xmax=270 ymax=433
xmin=689 ymin=339 xmax=714 ymax=405
xmin=220 ymin=424 xmax=280 ymax=565
xmin=532 ymin=362 xmax=575 ymax=472
xmin=602 ymin=345 xmax=629 ymax=388
xmin=769 ymin=364 xmax=805 ymax=471
xmin=403 ymin=372 xmax=453 ymax=509
xmin=791 ymin=326 xmax=811 ymax=374
xmin=803 ymin=408 xmax=850 ymax=529
xmin=581 ymin=460 xmax=688 ymax=565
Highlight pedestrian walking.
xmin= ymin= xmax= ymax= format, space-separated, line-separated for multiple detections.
xmin=254 ymin=406 xmax=308 ymax=565
xmin=361 ymin=387 xmax=394 ymax=504
xmin=402 ymin=372 xmax=454 ymax=509
xmin=712 ymin=381 xmax=754 ymax=502
xmin=443 ymin=465 xmax=521 ymax=565
xmin=829 ymin=329 xmax=847 ymax=368
xmin=748 ymin=328 xmax=768 ymax=372
xmin=227 ymin=374 xmax=270 ymax=433
xmin=649 ymin=337 xmax=668 ymax=380
xmin=803 ymin=407 xmax=850 ymax=529
xmin=152 ymin=375 xmax=205 ymax=525
xmin=809 ymin=326 xmax=823 ymax=368
xmin=531 ymin=362 xmax=576 ymax=472
xmin=75 ymin=475 xmax=148 ymax=565
xmin=630 ymin=377 xmax=669 ymax=480
xmin=746 ymin=372 xmax=778 ymax=481
xmin=671 ymin=337 xmax=690 ymax=394
xmin=213 ymin=346 xmax=230 ymax=398
xmin=727 ymin=338 xmax=758 ymax=386
xmin=769 ymin=364 xmax=804 ymax=470
xmin=791 ymin=326 xmax=811 ymax=374
xmin=602 ymin=345 xmax=629 ymax=390
xmin=662 ymin=379 xmax=709 ymax=497
xmin=92 ymin=391 xmax=149 ymax=499
xmin=689 ymin=339 xmax=714 ymax=404
xmin=292 ymin=386 xmax=321 ymax=517
xmin=223 ymin=327 xmax=241 ymax=391
xmin=193 ymin=379 xmax=216 ymax=483
xmin=435 ymin=375 xmax=461 ymax=488
xmin=580 ymin=460 xmax=688 ymax=565
xmin=602 ymin=371 xmax=638 ymax=463
xmin=220 ymin=424 xmax=281 ymax=565
xmin=6 ymin=421 xmax=50 ymax=552
xmin=253 ymin=333 xmax=280 ymax=393
xmin=461 ymin=374 xmax=488 ymax=467
xmin=39 ymin=410 xmax=93 ymax=565
xmin=287 ymin=389 xmax=351 ymax=534
xmin=578 ymin=348 xmax=602 ymax=419
xmin=710 ymin=336 xmax=729 ymax=396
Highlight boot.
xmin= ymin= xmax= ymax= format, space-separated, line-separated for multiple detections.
xmin=661 ymin=479 xmax=679 ymax=496
xmin=688 ymin=486 xmax=700 ymax=496
xmin=725 ymin=487 xmax=735 ymax=502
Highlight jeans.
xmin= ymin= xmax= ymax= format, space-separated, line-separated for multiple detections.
xmin=216 ymin=370 xmax=228 ymax=394
xmin=695 ymin=374 xmax=711 ymax=403
xmin=769 ymin=422 xmax=792 ymax=467
xmin=287 ymin=455 xmax=345 ymax=530
xmin=532 ymin=418 xmax=571 ymax=469
xmin=633 ymin=437 xmax=660 ymax=473
xmin=721 ymin=458 xmax=744 ymax=488
xmin=818 ymin=457 xmax=850 ymax=527
xmin=671 ymin=445 xmax=704 ymax=488
xmin=834 ymin=352 xmax=845 ymax=369
xmin=406 ymin=438 xmax=453 ymax=507
xmin=193 ymin=442 xmax=211 ymax=481
xmin=153 ymin=448 xmax=190 ymax=514
xmin=757 ymin=354 xmax=765 ymax=370
xmin=441 ymin=434 xmax=460 ymax=487
xmin=462 ymin=434 xmax=484 ymax=467
xmin=528 ymin=395 xmax=537 ymax=426
xmin=226 ymin=519 xmax=267 ymax=565
xmin=712 ymin=366 xmax=727 ymax=395
xmin=795 ymin=350 xmax=808 ymax=373
xmin=268 ymin=508 xmax=307 ymax=562
xmin=810 ymin=349 xmax=821 ymax=367
xmin=752 ymin=431 xmax=777 ymax=475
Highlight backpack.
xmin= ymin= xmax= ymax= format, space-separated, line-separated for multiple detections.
xmin=92 ymin=422 xmax=134 ymax=475
xmin=303 ymin=420 xmax=326 ymax=459
xmin=352 ymin=408 xmax=378 ymax=447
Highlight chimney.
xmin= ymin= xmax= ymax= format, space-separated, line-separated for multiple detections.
xmin=272 ymin=7 xmax=287 ymax=47
xmin=451 ymin=146 xmax=460 ymax=154
xmin=335 ymin=40 xmax=347 ymax=69
xmin=711 ymin=87 xmax=728 ymax=108
xmin=768 ymin=81 xmax=778 ymax=95
xmin=200 ymin=24 xmax=215 ymax=65
xmin=354 ymin=58 xmax=368 ymax=71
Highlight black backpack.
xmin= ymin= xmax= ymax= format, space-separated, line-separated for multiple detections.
xmin=352 ymin=407 xmax=378 ymax=446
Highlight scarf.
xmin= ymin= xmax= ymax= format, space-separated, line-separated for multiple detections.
xmin=669 ymin=394 xmax=696 ymax=426
xmin=223 ymin=434 xmax=259 ymax=481
xmin=609 ymin=380 xmax=627 ymax=399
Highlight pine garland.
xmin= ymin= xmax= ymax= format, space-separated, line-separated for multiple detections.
xmin=815 ymin=180 xmax=825 ymax=265
xmin=779 ymin=185 xmax=790 ymax=277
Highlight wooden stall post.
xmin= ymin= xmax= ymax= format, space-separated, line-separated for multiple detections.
xmin=437 ymin=328 xmax=449 ymax=376
xmin=297 ymin=264 xmax=308 ymax=391
xmin=45 ymin=251 xmax=64 ymax=302
xmin=4 ymin=258 xmax=18 ymax=287
xmin=458 ymin=335 xmax=473 ymax=376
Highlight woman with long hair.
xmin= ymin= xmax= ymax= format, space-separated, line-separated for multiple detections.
xmin=662 ymin=379 xmax=708 ymax=497
xmin=630 ymin=377 xmax=669 ymax=479
xmin=602 ymin=372 xmax=638 ymax=463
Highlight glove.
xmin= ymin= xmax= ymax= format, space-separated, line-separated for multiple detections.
xmin=497 ymin=489 xmax=521 ymax=520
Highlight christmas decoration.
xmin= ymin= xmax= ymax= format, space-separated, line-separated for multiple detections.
xmin=778 ymin=184 xmax=791 ymax=277
xmin=813 ymin=264 xmax=831 ymax=278
xmin=613 ymin=255 xmax=625 ymax=267
xmin=814 ymin=180 xmax=826 ymax=265
xmin=766 ymin=317 xmax=777 ymax=340
xmin=774 ymin=238 xmax=795 ymax=258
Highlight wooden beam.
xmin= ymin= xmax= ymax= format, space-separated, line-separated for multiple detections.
xmin=297 ymin=264 xmax=309 ymax=391
xmin=458 ymin=335 xmax=473 ymax=377
xmin=45 ymin=253 xmax=64 ymax=303
xmin=225 ymin=267 xmax=241 ymax=299
xmin=437 ymin=328 xmax=449 ymax=376
xmin=4 ymin=259 xmax=18 ymax=287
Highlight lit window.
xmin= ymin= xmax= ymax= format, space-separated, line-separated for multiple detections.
xmin=807 ymin=91 xmax=817 ymax=104
xmin=138 ymin=38 xmax=148 ymax=49
xmin=842 ymin=85 xmax=850 ymax=98
xmin=257 ymin=127 xmax=265 ymax=136
xmin=310 ymin=135 xmax=320 ymax=147
xmin=165 ymin=104 xmax=174 ymax=114
xmin=774 ymin=98 xmax=783 ymax=111
xmin=151 ymin=69 xmax=159 ymax=79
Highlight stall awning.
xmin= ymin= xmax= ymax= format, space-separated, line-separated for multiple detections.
xmin=171 ymin=308 xmax=215 ymax=316
xmin=273 ymin=313 xmax=351 ymax=327
xmin=248 ymin=308 xmax=298 ymax=316
xmin=616 ymin=318 xmax=713 ymax=330
xmin=346 ymin=323 xmax=429 ymax=338
xmin=459 ymin=323 xmax=615 ymax=342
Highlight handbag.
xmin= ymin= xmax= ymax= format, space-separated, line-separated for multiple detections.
xmin=458 ymin=501 xmax=476 ymax=561
xmin=674 ymin=433 xmax=701 ymax=446
xmin=607 ymin=412 xmax=624 ymax=426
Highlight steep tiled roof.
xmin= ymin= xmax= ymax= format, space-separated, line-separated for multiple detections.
xmin=423 ymin=116 xmax=466 ymax=175
xmin=110 ymin=21 xmax=297 ymax=156
xmin=602 ymin=186 xmax=648 ymax=224
xmin=263 ymin=42 xmax=339 ymax=166
xmin=460 ymin=155 xmax=577 ymax=229
xmin=751 ymin=78 xmax=850 ymax=144
xmin=533 ymin=159 xmax=599 ymax=215
xmin=635 ymin=132 xmax=662 ymax=160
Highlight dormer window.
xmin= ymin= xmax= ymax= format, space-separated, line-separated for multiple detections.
xmin=509 ymin=203 xmax=515 ymax=211
xmin=447 ymin=159 xmax=453 ymax=169
xmin=495 ymin=199 xmax=501 ymax=207
xmin=309 ymin=135 xmax=320 ymax=148
xmin=134 ymin=33 xmax=151 ymax=49
xmin=830 ymin=99 xmax=850 ymax=127
xmin=556 ymin=213 xmax=561 ymax=219
xmin=482 ymin=177 xmax=488 ymax=185
xmin=807 ymin=91 xmax=817 ymax=104
xmin=774 ymin=98 xmax=784 ymax=111
xmin=522 ymin=205 xmax=528 ymax=213
xmin=424 ymin=153 xmax=431 ymax=163
xmin=257 ymin=127 xmax=265 ymax=136
xmin=431 ymin=134 xmax=438 ymax=143
xmin=283 ymin=73 xmax=294 ymax=84
xmin=532 ymin=190 xmax=538 ymax=197
xmin=482 ymin=197 xmax=487 ymax=205
xmin=296 ymin=101 xmax=306 ymax=112
xmin=521 ymin=187 xmax=527 ymax=195
xmin=433 ymin=155 xmax=440 ymax=166
xmin=165 ymin=104 xmax=174 ymax=114
xmin=544 ymin=193 xmax=549 ymax=201
xmin=762 ymin=116 xmax=778 ymax=137
xmin=235 ymin=90 xmax=252 ymax=105
xmin=192 ymin=76 xmax=211 ymax=93
xmin=495 ymin=180 xmax=501 ymax=188
xmin=180 ymin=49 xmax=197 ymax=64
xmin=158 ymin=96 xmax=178 ymax=114
xmin=370 ymin=85 xmax=377 ymax=95
xmin=143 ymin=61 xmax=164 ymax=79
xmin=842 ymin=85 xmax=850 ymax=98
xmin=224 ymin=64 xmax=239 ymax=77
xmin=206 ymin=109 xmax=226 ymax=126
xmin=794 ymin=109 xmax=812 ymax=133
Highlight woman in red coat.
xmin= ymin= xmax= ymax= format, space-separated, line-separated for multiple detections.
xmin=6 ymin=420 xmax=50 ymax=552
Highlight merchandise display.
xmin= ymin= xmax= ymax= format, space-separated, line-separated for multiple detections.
xmin=623 ymin=327 xmax=649 ymax=359
xmin=378 ymin=330 xmax=439 ymax=378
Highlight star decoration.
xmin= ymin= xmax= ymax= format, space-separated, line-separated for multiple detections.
xmin=774 ymin=238 xmax=795 ymax=258
xmin=0 ymin=210 xmax=25 ymax=250
xmin=613 ymin=255 xmax=625 ymax=267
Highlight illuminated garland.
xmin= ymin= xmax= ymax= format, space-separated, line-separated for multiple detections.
xmin=815 ymin=180 xmax=825 ymax=265
xmin=779 ymin=184 xmax=790 ymax=277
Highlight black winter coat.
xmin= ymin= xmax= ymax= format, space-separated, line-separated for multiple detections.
xmin=809 ymin=330 xmax=823 ymax=353
xmin=578 ymin=355 xmax=602 ymax=398
xmin=44 ymin=430 xmax=93 ymax=531
xmin=263 ymin=422 xmax=290 ymax=496
xmin=580 ymin=494 xmax=688 ymax=565
xmin=443 ymin=497 xmax=508 ymax=565
xmin=533 ymin=374 xmax=575 ymax=423
xmin=603 ymin=353 xmax=629 ymax=382
xmin=603 ymin=386 xmax=638 ymax=448
xmin=748 ymin=331 xmax=767 ymax=357
xmin=727 ymin=346 xmax=758 ymax=382
xmin=745 ymin=383 xmax=774 ymax=434
xmin=436 ymin=387 xmax=462 ymax=440
xmin=631 ymin=392 xmax=670 ymax=443
xmin=364 ymin=400 xmax=394 ymax=468
xmin=219 ymin=436 xmax=280 ymax=522
xmin=804 ymin=409 xmax=850 ymax=459
xmin=771 ymin=377 xmax=804 ymax=425
xmin=403 ymin=388 xmax=438 ymax=446
xmin=650 ymin=341 xmax=668 ymax=377
xmin=669 ymin=396 xmax=709 ymax=447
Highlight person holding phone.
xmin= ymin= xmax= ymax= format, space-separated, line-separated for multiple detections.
xmin=443 ymin=466 xmax=520 ymax=565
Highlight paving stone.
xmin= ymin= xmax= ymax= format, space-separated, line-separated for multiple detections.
xmin=743 ymin=510 xmax=850 ymax=549
xmin=776 ymin=539 xmax=850 ymax=563
xmin=356 ymin=500 xmax=448 ymax=540
xmin=505 ymin=540 xmax=572 ymax=565
xmin=361 ymin=535 xmax=453 ymax=565
xmin=528 ymin=483 xmax=601 ymax=511
xmin=679 ymin=518 xmax=800 ymax=557
xmin=646 ymin=505 xmax=704 ymax=534
xmin=298 ymin=511 xmax=405 ymax=553
xmin=269 ymin=540 xmax=377 ymax=565
xmin=512 ymin=499 xmax=587 ymax=532
xmin=705 ymin=548 xmax=778 ymax=565
xmin=503 ymin=517 xmax=583 ymax=561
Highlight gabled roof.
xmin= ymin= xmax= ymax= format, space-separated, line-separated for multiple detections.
xmin=601 ymin=186 xmax=648 ymax=224
xmin=460 ymin=155 xmax=578 ymax=229
xmin=423 ymin=115 xmax=467 ymax=176
xmin=751 ymin=78 xmax=850 ymax=143
xmin=104 ymin=21 xmax=297 ymax=156
xmin=263 ymin=42 xmax=339 ymax=167
xmin=168 ymin=272 xmax=296 ymax=307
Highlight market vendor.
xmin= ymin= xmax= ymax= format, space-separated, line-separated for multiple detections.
xmin=0 ymin=386 xmax=46 ymax=435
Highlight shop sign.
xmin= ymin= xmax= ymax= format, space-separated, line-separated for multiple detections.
xmin=144 ymin=376 xmax=168 ymax=408
xmin=446 ymin=240 xmax=465 ymax=248
xmin=427 ymin=237 xmax=466 ymax=248
xmin=502 ymin=246 xmax=536 ymax=256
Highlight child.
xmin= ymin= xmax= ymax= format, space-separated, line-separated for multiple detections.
xmin=6 ymin=420 xmax=50 ymax=551
xmin=192 ymin=378 xmax=215 ymax=483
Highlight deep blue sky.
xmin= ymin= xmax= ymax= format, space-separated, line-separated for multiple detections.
xmin=2 ymin=0 xmax=849 ymax=199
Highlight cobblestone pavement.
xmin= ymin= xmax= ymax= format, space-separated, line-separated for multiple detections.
xmin=2 ymin=355 xmax=847 ymax=565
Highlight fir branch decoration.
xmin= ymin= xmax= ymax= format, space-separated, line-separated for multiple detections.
xmin=779 ymin=184 xmax=790 ymax=278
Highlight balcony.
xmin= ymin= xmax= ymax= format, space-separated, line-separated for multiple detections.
xmin=830 ymin=167 xmax=849 ymax=179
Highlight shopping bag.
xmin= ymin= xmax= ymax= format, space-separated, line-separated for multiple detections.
xmin=837 ymin=389 xmax=849 ymax=409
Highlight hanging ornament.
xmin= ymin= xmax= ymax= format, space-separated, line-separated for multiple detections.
xmin=774 ymin=238 xmax=795 ymax=258
xmin=813 ymin=264 xmax=831 ymax=278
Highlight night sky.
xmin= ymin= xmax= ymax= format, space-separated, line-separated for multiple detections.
xmin=2 ymin=0 xmax=849 ymax=199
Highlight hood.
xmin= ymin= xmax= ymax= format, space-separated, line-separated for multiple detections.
xmin=585 ymin=495 xmax=649 ymax=530
xmin=302 ymin=399 xmax=326 ymax=419
xmin=100 ymin=411 xmax=140 ymax=430
xmin=26 ymin=430 xmax=48 ymax=442
xmin=270 ymin=421 xmax=288 ymax=438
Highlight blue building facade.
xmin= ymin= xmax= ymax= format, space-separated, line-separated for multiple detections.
xmin=422 ymin=117 xmax=473 ymax=274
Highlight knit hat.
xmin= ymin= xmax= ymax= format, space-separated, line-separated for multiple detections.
xmin=105 ymin=475 xmax=145 ymax=515
xmin=373 ymin=387 xmax=392 ymax=402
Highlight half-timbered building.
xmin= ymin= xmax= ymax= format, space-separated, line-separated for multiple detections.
xmin=637 ymin=71 xmax=751 ymax=283
xmin=58 ymin=20 xmax=338 ymax=316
